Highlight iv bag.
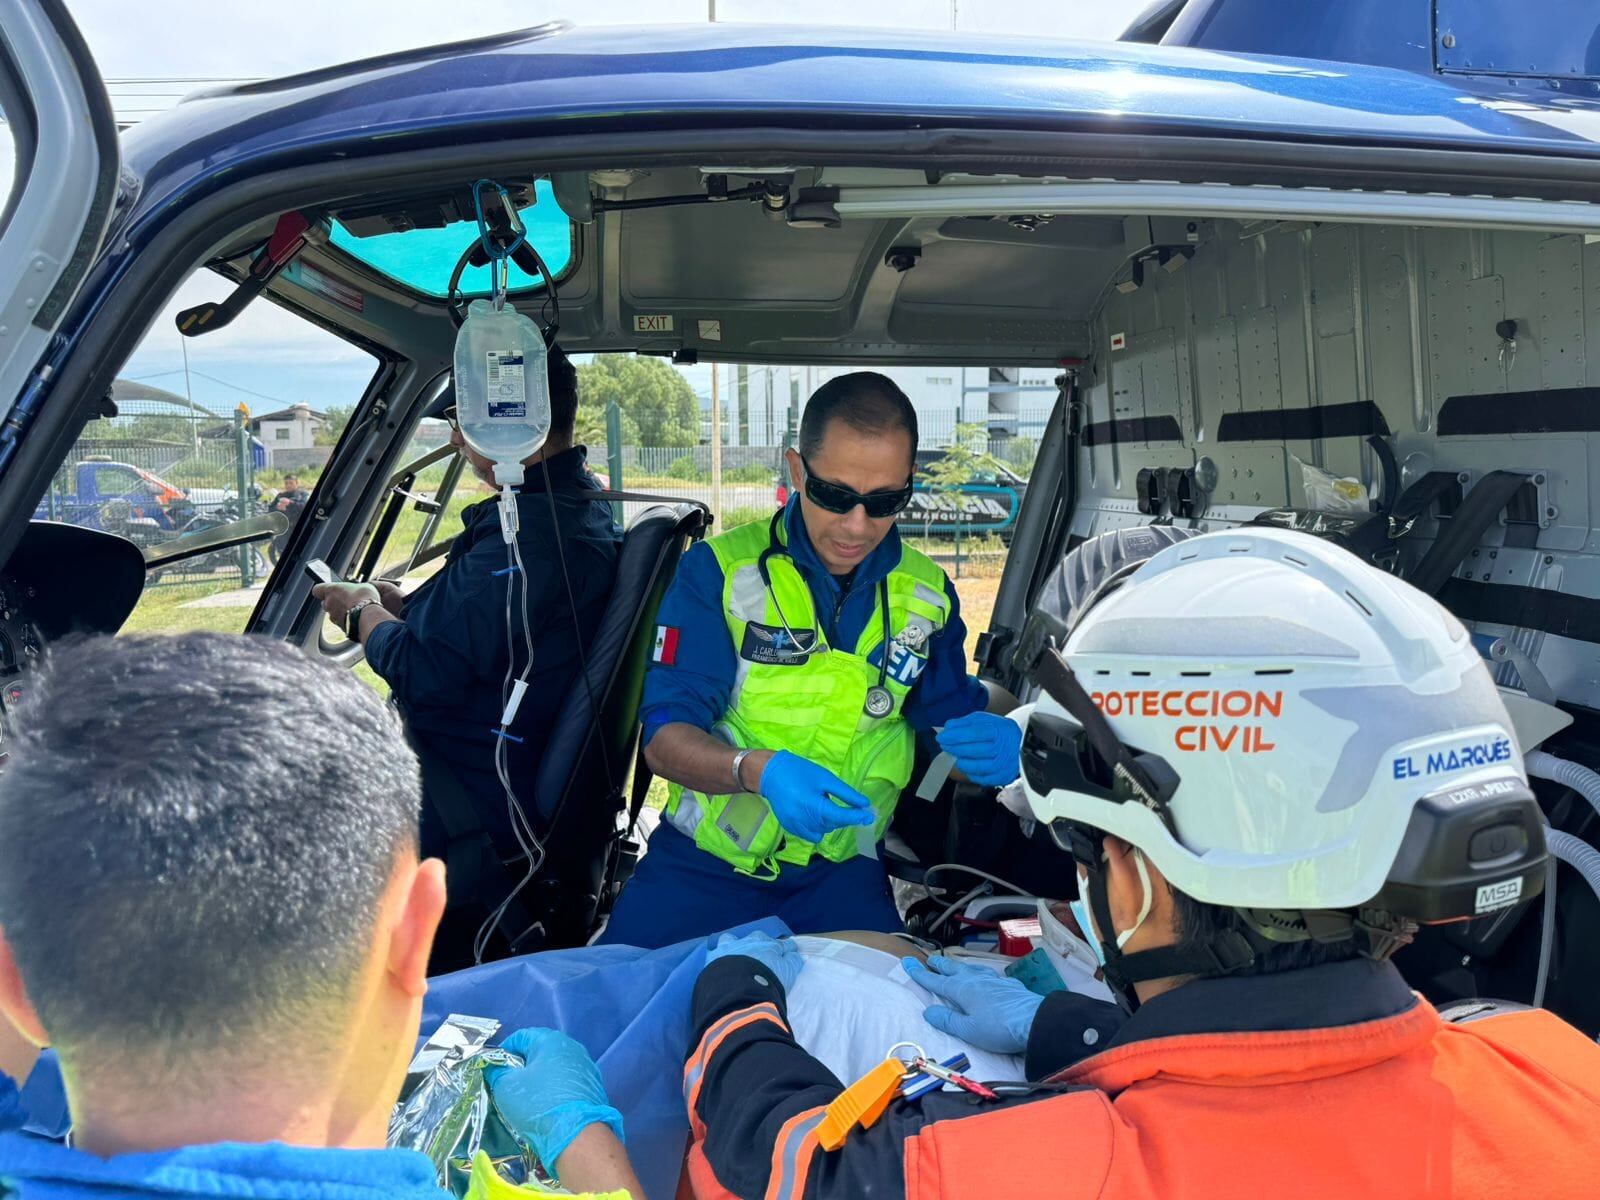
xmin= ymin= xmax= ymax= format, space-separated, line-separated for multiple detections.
xmin=454 ymin=299 xmax=551 ymax=486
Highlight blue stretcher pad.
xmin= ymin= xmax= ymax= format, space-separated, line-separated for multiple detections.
xmin=16 ymin=918 xmax=788 ymax=1200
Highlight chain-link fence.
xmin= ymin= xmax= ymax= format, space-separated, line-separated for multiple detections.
xmin=597 ymin=405 xmax=1051 ymax=573
xmin=45 ymin=391 xmax=266 ymax=590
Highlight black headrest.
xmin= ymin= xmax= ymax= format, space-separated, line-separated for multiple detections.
xmin=532 ymin=502 xmax=706 ymax=824
xmin=1015 ymin=525 xmax=1202 ymax=676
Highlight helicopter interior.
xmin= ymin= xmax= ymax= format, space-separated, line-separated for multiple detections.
xmin=20 ymin=158 xmax=1600 ymax=1034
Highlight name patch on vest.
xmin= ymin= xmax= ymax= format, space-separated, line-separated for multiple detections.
xmin=741 ymin=623 xmax=814 ymax=665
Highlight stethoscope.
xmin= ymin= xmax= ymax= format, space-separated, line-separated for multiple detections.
xmin=757 ymin=509 xmax=896 ymax=718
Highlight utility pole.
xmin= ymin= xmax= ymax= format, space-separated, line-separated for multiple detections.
xmin=707 ymin=4 xmax=719 ymax=526
xmin=710 ymin=362 xmax=723 ymax=529
xmin=181 ymin=336 xmax=198 ymax=452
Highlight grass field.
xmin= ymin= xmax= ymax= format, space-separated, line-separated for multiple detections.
xmin=117 ymin=459 xmax=1011 ymax=759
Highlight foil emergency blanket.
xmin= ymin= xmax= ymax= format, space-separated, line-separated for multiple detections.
xmin=388 ymin=1013 xmax=547 ymax=1196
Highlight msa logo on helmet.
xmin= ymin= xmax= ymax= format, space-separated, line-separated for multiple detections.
xmin=1474 ymin=877 xmax=1523 ymax=914
xmin=1391 ymin=737 xmax=1514 ymax=781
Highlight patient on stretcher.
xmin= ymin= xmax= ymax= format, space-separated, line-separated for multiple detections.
xmin=784 ymin=926 xmax=1112 ymax=1086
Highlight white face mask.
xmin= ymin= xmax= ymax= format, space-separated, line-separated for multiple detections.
xmin=1069 ymin=849 xmax=1154 ymax=968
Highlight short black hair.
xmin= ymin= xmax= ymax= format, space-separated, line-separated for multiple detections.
xmin=0 ymin=633 xmax=422 ymax=1068
xmin=548 ymin=345 xmax=578 ymax=440
xmin=799 ymin=371 xmax=918 ymax=470
xmin=1170 ymin=890 xmax=1362 ymax=977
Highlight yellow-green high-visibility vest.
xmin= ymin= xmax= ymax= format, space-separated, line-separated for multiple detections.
xmin=664 ymin=513 xmax=951 ymax=878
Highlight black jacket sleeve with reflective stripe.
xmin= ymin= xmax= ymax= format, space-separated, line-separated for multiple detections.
xmin=688 ymin=956 xmax=1031 ymax=1200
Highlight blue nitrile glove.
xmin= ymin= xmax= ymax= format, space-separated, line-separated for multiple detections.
xmin=485 ymin=1028 xmax=624 ymax=1169
xmin=705 ymin=930 xmax=804 ymax=992
xmin=936 ymin=711 xmax=1023 ymax=788
xmin=758 ymin=749 xmax=876 ymax=844
xmin=904 ymin=955 xmax=1046 ymax=1055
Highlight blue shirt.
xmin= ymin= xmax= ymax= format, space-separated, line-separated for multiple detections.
xmin=640 ymin=498 xmax=985 ymax=746
xmin=0 ymin=1128 xmax=447 ymax=1200
xmin=364 ymin=448 xmax=619 ymax=836
xmin=1 ymin=1070 xmax=23 ymax=1135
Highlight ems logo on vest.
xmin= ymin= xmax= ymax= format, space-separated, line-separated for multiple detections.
xmin=869 ymin=639 xmax=927 ymax=686
xmin=741 ymin=622 xmax=813 ymax=665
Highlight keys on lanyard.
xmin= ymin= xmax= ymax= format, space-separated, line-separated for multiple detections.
xmin=891 ymin=1042 xmax=999 ymax=1101
xmin=818 ymin=1042 xmax=1003 ymax=1152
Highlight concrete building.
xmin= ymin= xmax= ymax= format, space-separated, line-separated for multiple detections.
xmin=696 ymin=364 xmax=1060 ymax=449
xmin=252 ymin=404 xmax=328 ymax=453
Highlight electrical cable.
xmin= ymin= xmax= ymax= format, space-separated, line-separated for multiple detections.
xmin=919 ymin=863 xmax=1032 ymax=944
xmin=931 ymin=883 xmax=988 ymax=939
xmin=921 ymin=863 xmax=1030 ymax=898
xmin=1534 ymin=854 xmax=1558 ymax=1010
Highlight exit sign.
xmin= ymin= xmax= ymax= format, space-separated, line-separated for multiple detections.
xmin=633 ymin=314 xmax=675 ymax=333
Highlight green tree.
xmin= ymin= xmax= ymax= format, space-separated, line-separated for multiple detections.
xmin=577 ymin=354 xmax=698 ymax=447
xmin=917 ymin=423 xmax=987 ymax=537
xmin=575 ymin=400 xmax=639 ymax=451
xmin=316 ymin=404 xmax=355 ymax=446
xmin=665 ymin=455 xmax=707 ymax=482
xmin=1002 ymin=435 xmax=1038 ymax=478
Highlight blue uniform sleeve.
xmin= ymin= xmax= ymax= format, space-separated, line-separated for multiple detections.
xmin=639 ymin=541 xmax=737 ymax=747
xmin=902 ymin=575 xmax=987 ymax=731
xmin=0 ymin=1069 xmax=24 ymax=1134
xmin=364 ymin=535 xmax=550 ymax=704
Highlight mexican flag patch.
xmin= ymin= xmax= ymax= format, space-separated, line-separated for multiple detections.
xmin=653 ymin=625 xmax=680 ymax=665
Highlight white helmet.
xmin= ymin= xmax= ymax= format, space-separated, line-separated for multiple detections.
xmin=1012 ymin=526 xmax=1545 ymax=987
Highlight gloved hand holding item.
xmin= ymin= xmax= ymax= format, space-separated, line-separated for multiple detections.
xmin=757 ymin=749 xmax=876 ymax=843
xmin=485 ymin=1027 xmax=624 ymax=1171
xmin=904 ymin=955 xmax=1045 ymax=1054
xmin=936 ymin=711 xmax=1023 ymax=788
xmin=705 ymin=930 xmax=804 ymax=991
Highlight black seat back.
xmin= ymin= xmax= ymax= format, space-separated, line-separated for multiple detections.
xmin=526 ymin=501 xmax=707 ymax=942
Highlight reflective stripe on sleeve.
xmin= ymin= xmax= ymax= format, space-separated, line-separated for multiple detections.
xmin=683 ymin=1001 xmax=787 ymax=1136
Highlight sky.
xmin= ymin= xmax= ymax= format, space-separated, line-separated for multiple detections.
xmin=32 ymin=1 xmax=1151 ymax=420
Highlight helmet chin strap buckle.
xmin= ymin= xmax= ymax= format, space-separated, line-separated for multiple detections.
xmin=1076 ymin=840 xmax=1260 ymax=1012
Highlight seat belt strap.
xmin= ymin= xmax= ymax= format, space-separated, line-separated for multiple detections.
xmin=1440 ymin=579 xmax=1600 ymax=646
xmin=1389 ymin=470 xmax=1461 ymax=525
xmin=1408 ymin=470 xmax=1528 ymax=595
xmin=626 ymin=741 xmax=653 ymax=836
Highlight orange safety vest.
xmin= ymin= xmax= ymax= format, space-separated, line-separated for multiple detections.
xmin=903 ymin=1000 xmax=1600 ymax=1200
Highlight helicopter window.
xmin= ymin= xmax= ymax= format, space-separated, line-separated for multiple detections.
xmin=61 ymin=269 xmax=377 ymax=637
xmin=325 ymin=179 xmax=575 ymax=300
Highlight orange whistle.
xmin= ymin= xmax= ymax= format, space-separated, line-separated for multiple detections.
xmin=817 ymin=1058 xmax=906 ymax=1151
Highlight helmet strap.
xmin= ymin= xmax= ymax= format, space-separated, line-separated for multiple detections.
xmin=1080 ymin=839 xmax=1257 ymax=1013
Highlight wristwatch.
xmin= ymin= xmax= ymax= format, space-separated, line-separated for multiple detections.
xmin=344 ymin=598 xmax=381 ymax=640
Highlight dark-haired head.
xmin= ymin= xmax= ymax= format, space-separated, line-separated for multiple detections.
xmin=788 ymin=372 xmax=919 ymax=576
xmin=0 ymin=632 xmax=445 ymax=1140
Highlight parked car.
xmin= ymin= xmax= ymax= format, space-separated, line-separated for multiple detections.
xmin=34 ymin=458 xmax=230 ymax=530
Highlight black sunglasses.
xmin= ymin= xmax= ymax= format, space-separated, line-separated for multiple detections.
xmin=800 ymin=454 xmax=913 ymax=518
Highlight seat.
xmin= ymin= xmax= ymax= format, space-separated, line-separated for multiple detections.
xmin=517 ymin=500 xmax=708 ymax=947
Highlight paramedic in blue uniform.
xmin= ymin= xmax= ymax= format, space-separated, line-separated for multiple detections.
xmin=600 ymin=372 xmax=1021 ymax=948
xmin=314 ymin=347 xmax=620 ymax=861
